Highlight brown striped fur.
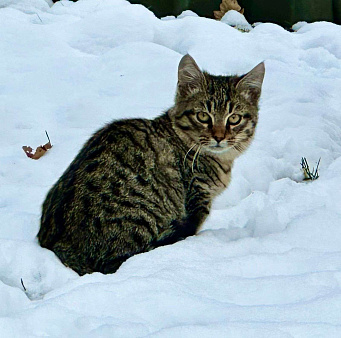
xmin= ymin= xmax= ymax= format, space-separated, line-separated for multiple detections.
xmin=38 ymin=55 xmax=265 ymax=275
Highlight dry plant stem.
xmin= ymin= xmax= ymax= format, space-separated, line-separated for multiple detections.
xmin=20 ymin=278 xmax=26 ymax=292
xmin=36 ymin=13 xmax=43 ymax=23
xmin=45 ymin=130 xmax=51 ymax=144
xmin=301 ymin=157 xmax=320 ymax=180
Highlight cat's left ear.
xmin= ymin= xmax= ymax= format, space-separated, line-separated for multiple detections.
xmin=236 ymin=62 xmax=265 ymax=104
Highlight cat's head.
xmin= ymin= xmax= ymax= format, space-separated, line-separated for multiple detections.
xmin=170 ymin=54 xmax=265 ymax=157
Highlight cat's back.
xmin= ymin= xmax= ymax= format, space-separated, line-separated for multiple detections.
xmin=38 ymin=115 xmax=186 ymax=249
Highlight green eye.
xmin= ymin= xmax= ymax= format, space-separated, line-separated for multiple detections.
xmin=228 ymin=114 xmax=242 ymax=125
xmin=197 ymin=112 xmax=211 ymax=123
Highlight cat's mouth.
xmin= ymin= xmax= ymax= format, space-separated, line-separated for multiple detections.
xmin=206 ymin=144 xmax=231 ymax=154
xmin=210 ymin=144 xmax=224 ymax=149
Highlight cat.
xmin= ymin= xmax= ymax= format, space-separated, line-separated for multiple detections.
xmin=38 ymin=55 xmax=265 ymax=275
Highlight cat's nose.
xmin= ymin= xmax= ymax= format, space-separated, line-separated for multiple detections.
xmin=213 ymin=136 xmax=224 ymax=143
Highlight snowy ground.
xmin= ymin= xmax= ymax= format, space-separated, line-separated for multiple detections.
xmin=1 ymin=0 xmax=341 ymax=336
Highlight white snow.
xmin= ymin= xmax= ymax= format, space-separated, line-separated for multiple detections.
xmin=221 ymin=9 xmax=252 ymax=32
xmin=1 ymin=0 xmax=341 ymax=336
xmin=292 ymin=21 xmax=308 ymax=31
xmin=177 ymin=10 xmax=199 ymax=20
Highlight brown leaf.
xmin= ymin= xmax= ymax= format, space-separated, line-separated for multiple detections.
xmin=22 ymin=146 xmax=34 ymax=158
xmin=22 ymin=132 xmax=52 ymax=160
xmin=214 ymin=0 xmax=244 ymax=20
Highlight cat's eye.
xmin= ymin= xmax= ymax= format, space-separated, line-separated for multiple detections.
xmin=228 ymin=114 xmax=242 ymax=125
xmin=197 ymin=112 xmax=211 ymax=123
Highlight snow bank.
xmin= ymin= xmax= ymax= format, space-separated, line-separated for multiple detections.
xmin=221 ymin=10 xmax=252 ymax=32
xmin=1 ymin=0 xmax=341 ymax=336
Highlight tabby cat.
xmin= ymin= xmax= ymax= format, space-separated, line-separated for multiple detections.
xmin=38 ymin=55 xmax=265 ymax=275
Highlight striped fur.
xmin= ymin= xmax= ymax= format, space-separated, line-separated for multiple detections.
xmin=38 ymin=55 xmax=265 ymax=275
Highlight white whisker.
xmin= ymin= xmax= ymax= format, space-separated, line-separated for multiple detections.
xmin=183 ymin=144 xmax=197 ymax=167
xmin=191 ymin=145 xmax=201 ymax=173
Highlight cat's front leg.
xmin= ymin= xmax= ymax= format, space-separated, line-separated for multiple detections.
xmin=182 ymin=173 xmax=212 ymax=235
xmin=154 ymin=174 xmax=212 ymax=247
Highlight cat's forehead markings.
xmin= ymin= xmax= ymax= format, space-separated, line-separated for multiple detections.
xmin=212 ymin=99 xmax=216 ymax=111
xmin=204 ymin=99 xmax=216 ymax=112
xmin=225 ymin=101 xmax=231 ymax=115
xmin=207 ymin=79 xmax=216 ymax=95
xmin=206 ymin=100 xmax=212 ymax=112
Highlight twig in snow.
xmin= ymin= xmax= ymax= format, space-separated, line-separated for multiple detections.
xmin=21 ymin=278 xmax=27 ymax=292
xmin=45 ymin=130 xmax=51 ymax=144
xmin=36 ymin=13 xmax=43 ymax=24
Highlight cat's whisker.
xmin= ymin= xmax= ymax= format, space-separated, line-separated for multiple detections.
xmin=191 ymin=145 xmax=201 ymax=173
xmin=196 ymin=146 xmax=202 ymax=170
xmin=183 ymin=143 xmax=197 ymax=167
xmin=227 ymin=139 xmax=246 ymax=153
xmin=234 ymin=144 xmax=245 ymax=153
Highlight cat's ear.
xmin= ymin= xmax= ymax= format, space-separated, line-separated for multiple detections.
xmin=236 ymin=62 xmax=265 ymax=104
xmin=177 ymin=54 xmax=205 ymax=97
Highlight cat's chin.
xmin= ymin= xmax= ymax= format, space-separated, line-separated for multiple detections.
xmin=205 ymin=146 xmax=232 ymax=154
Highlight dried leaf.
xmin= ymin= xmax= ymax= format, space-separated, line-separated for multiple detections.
xmin=22 ymin=131 xmax=53 ymax=160
xmin=214 ymin=0 xmax=244 ymax=20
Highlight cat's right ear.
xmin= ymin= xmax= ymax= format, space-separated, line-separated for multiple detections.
xmin=177 ymin=54 xmax=205 ymax=97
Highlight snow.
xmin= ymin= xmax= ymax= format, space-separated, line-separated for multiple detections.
xmin=221 ymin=10 xmax=252 ymax=32
xmin=177 ymin=10 xmax=199 ymax=20
xmin=1 ymin=0 xmax=341 ymax=336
